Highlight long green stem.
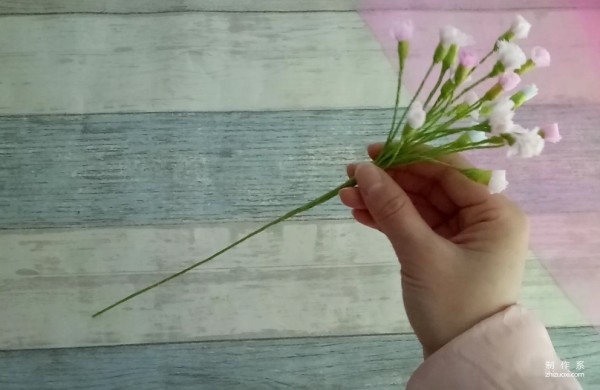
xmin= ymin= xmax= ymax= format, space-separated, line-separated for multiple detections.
xmin=388 ymin=62 xmax=436 ymax=143
xmin=424 ymin=67 xmax=446 ymax=108
xmin=386 ymin=61 xmax=404 ymax=145
xmin=452 ymin=72 xmax=492 ymax=104
xmin=92 ymin=178 xmax=356 ymax=317
xmin=477 ymin=48 xmax=496 ymax=69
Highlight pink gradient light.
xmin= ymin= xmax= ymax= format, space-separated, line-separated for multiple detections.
xmin=359 ymin=0 xmax=600 ymax=329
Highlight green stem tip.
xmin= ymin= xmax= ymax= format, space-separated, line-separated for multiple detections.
xmin=92 ymin=177 xmax=357 ymax=317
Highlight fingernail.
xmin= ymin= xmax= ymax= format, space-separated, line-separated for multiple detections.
xmin=355 ymin=163 xmax=382 ymax=196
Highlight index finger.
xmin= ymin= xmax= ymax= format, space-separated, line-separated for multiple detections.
xmin=366 ymin=143 xmax=492 ymax=208
xmin=367 ymin=143 xmax=473 ymax=169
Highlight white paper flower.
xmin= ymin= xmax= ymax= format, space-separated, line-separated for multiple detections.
xmin=531 ymin=46 xmax=551 ymax=67
xmin=510 ymin=15 xmax=531 ymax=39
xmin=521 ymin=84 xmax=538 ymax=101
xmin=407 ymin=101 xmax=426 ymax=129
xmin=440 ymin=25 xmax=474 ymax=47
xmin=496 ymin=40 xmax=527 ymax=71
xmin=507 ymin=126 xmax=545 ymax=158
xmin=489 ymin=97 xmax=515 ymax=135
xmin=489 ymin=170 xmax=508 ymax=193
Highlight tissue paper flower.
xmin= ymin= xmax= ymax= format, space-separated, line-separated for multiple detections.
xmin=93 ymin=15 xmax=559 ymax=317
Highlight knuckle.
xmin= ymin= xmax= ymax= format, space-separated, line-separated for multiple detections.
xmin=376 ymin=192 xmax=409 ymax=224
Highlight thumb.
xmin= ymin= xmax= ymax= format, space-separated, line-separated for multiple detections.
xmin=354 ymin=163 xmax=437 ymax=258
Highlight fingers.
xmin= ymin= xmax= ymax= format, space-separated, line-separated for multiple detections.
xmin=363 ymin=143 xmax=490 ymax=208
xmin=346 ymin=163 xmax=357 ymax=178
xmin=352 ymin=209 xmax=378 ymax=230
xmin=367 ymin=143 xmax=384 ymax=161
xmin=402 ymin=164 xmax=490 ymax=208
xmin=354 ymin=163 xmax=439 ymax=260
xmin=339 ymin=187 xmax=367 ymax=210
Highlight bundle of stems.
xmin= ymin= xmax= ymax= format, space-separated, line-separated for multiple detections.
xmin=93 ymin=15 xmax=559 ymax=317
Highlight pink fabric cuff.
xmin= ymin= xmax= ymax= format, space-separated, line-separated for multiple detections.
xmin=407 ymin=305 xmax=582 ymax=389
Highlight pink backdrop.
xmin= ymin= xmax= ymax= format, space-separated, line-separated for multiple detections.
xmin=359 ymin=0 xmax=600 ymax=327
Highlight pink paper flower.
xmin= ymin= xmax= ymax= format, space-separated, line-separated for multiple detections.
xmin=531 ymin=46 xmax=551 ymax=67
xmin=499 ymin=71 xmax=521 ymax=91
xmin=390 ymin=20 xmax=414 ymax=42
xmin=541 ymin=123 xmax=561 ymax=143
xmin=489 ymin=170 xmax=508 ymax=194
xmin=459 ymin=48 xmax=478 ymax=68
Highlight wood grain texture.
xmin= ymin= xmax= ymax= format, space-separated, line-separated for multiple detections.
xmin=0 ymin=0 xmax=599 ymax=14
xmin=0 ymin=10 xmax=598 ymax=115
xmin=1 ymin=106 xmax=598 ymax=229
xmin=1 ymin=328 xmax=598 ymax=389
xmin=0 ymin=12 xmax=396 ymax=115
xmin=0 ymin=220 xmax=589 ymax=350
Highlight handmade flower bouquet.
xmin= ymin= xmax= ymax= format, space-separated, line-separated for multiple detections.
xmin=94 ymin=15 xmax=560 ymax=317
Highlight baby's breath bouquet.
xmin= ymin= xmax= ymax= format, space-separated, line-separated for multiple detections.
xmin=94 ymin=15 xmax=561 ymax=317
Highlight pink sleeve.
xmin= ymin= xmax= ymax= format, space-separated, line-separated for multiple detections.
xmin=406 ymin=305 xmax=583 ymax=389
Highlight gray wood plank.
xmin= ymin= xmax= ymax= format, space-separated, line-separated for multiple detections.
xmin=1 ymin=105 xmax=599 ymax=229
xmin=0 ymin=0 xmax=598 ymax=14
xmin=0 ymin=327 xmax=598 ymax=389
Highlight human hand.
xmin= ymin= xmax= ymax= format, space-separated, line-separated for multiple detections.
xmin=339 ymin=144 xmax=528 ymax=357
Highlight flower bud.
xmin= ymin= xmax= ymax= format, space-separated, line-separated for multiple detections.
xmin=515 ymin=59 xmax=535 ymax=75
xmin=390 ymin=20 xmax=414 ymax=42
xmin=499 ymin=71 xmax=521 ymax=91
xmin=453 ymin=133 xmax=472 ymax=148
xmin=433 ymin=42 xmax=446 ymax=63
xmin=443 ymin=44 xmax=459 ymax=70
xmin=510 ymin=84 xmax=538 ymax=108
xmin=454 ymin=64 xmax=469 ymax=85
xmin=441 ymin=80 xmax=455 ymax=96
xmin=459 ymin=49 xmax=478 ymax=68
xmin=488 ymin=170 xmax=509 ymax=193
xmin=483 ymin=84 xmax=503 ymax=101
xmin=398 ymin=41 xmax=410 ymax=67
xmin=496 ymin=41 xmax=527 ymax=71
xmin=407 ymin=101 xmax=426 ymax=129
xmin=510 ymin=15 xmax=531 ymax=40
xmin=539 ymin=123 xmax=561 ymax=143
xmin=531 ymin=46 xmax=551 ymax=67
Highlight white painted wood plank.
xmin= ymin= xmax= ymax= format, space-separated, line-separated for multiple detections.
xmin=0 ymin=10 xmax=598 ymax=115
xmin=0 ymin=220 xmax=589 ymax=350
xmin=0 ymin=0 xmax=598 ymax=14
xmin=0 ymin=12 xmax=396 ymax=114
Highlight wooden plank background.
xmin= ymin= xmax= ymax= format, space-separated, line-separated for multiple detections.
xmin=0 ymin=0 xmax=599 ymax=13
xmin=1 ymin=0 xmax=599 ymax=388
xmin=1 ymin=328 xmax=599 ymax=389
